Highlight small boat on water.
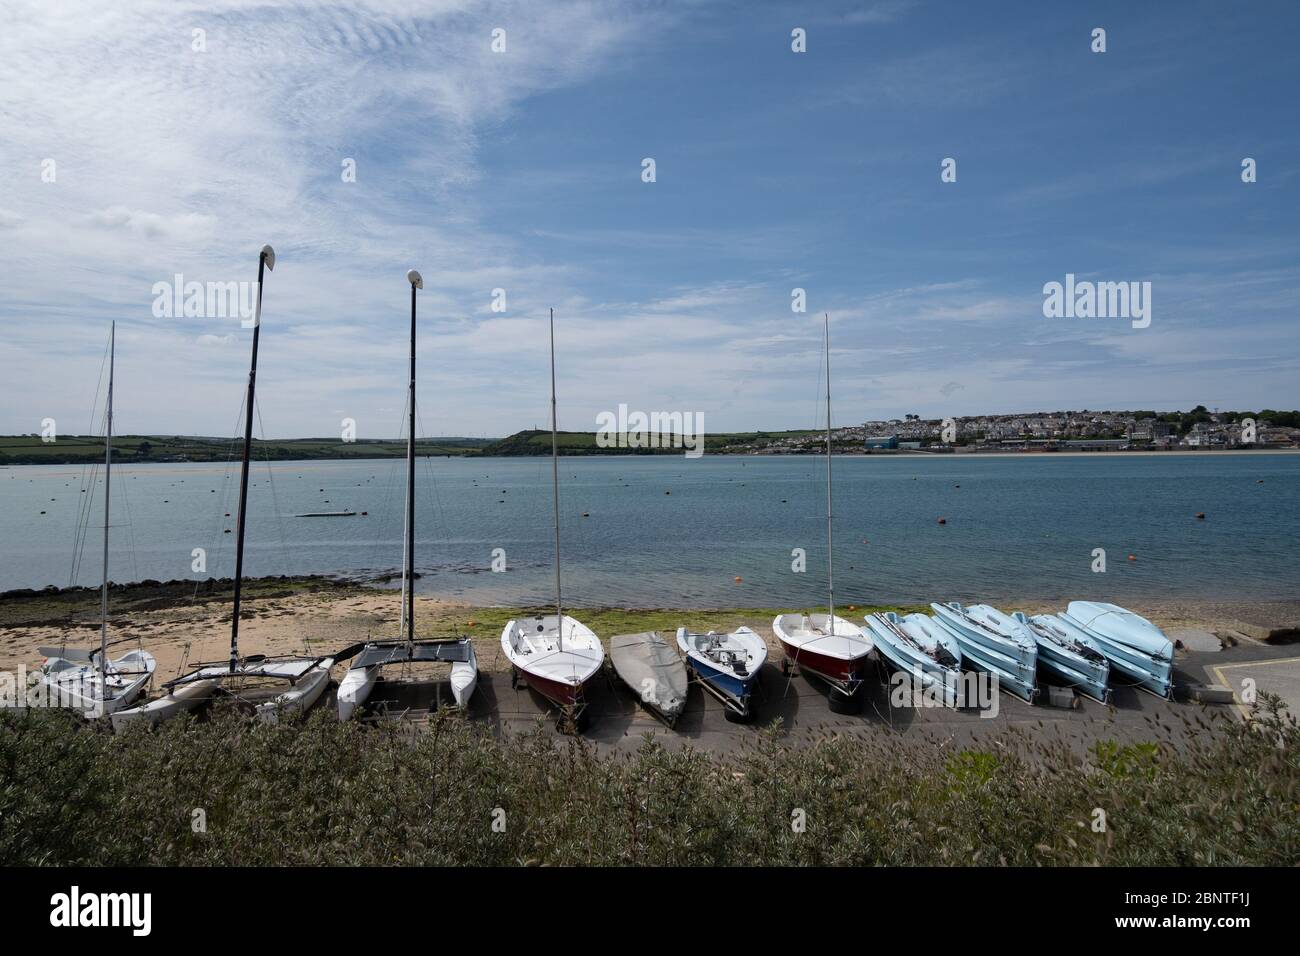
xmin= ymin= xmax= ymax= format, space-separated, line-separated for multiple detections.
xmin=501 ymin=309 xmax=603 ymax=730
xmin=1060 ymin=601 xmax=1174 ymax=699
xmin=864 ymin=611 xmax=962 ymax=708
xmin=931 ymin=602 xmax=1039 ymax=703
xmin=1013 ymin=611 xmax=1111 ymax=703
xmin=336 ymin=270 xmax=477 ymax=720
xmin=676 ymin=626 xmax=766 ymax=722
xmin=774 ymin=314 xmax=872 ymax=713
xmin=38 ymin=322 xmax=157 ymax=719
xmin=609 ymin=632 xmax=689 ymax=726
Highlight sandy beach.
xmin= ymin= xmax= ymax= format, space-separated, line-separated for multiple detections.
xmin=4 ymin=576 xmax=1297 ymax=691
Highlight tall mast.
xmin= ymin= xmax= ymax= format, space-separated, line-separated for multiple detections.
xmin=549 ymin=308 xmax=563 ymax=650
xmin=402 ymin=271 xmax=422 ymax=643
xmin=99 ymin=321 xmax=114 ymax=687
xmin=824 ymin=313 xmax=834 ymax=632
xmin=230 ymin=245 xmax=274 ymax=672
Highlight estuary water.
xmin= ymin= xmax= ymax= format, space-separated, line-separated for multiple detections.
xmin=1 ymin=453 xmax=1296 ymax=608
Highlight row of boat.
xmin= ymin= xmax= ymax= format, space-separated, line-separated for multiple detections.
xmin=33 ymin=246 xmax=1174 ymax=733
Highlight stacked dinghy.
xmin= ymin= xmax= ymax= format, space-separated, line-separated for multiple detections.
xmin=931 ymin=602 xmax=1039 ymax=703
xmin=1060 ymin=601 xmax=1174 ymax=699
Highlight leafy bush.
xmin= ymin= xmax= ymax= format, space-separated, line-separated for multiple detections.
xmin=0 ymin=699 xmax=1295 ymax=866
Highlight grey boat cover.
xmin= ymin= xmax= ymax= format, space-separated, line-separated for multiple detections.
xmin=610 ymin=632 xmax=689 ymax=719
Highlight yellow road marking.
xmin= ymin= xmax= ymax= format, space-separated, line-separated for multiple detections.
xmin=1211 ymin=656 xmax=1300 ymax=722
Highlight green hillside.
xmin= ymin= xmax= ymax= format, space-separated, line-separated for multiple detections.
xmin=0 ymin=435 xmax=492 ymax=465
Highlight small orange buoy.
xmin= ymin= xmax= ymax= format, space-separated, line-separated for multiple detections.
xmin=848 ymin=605 xmax=856 ymax=612
xmin=937 ymin=517 xmax=946 ymax=524
xmin=734 ymin=576 xmax=742 ymax=583
xmin=1128 ymin=554 xmax=1136 ymax=561
xmin=1195 ymin=512 xmax=1205 ymax=520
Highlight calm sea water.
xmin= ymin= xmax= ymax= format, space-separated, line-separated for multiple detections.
xmin=1 ymin=454 xmax=1296 ymax=607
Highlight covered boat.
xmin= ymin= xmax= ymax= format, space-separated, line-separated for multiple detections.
xmin=676 ymin=626 xmax=766 ymax=722
xmin=863 ymin=611 xmax=962 ymax=708
xmin=1013 ymin=611 xmax=1111 ymax=703
xmin=609 ymin=632 xmax=689 ymax=726
xmin=1060 ymin=601 xmax=1174 ymax=699
xmin=931 ymin=602 xmax=1039 ymax=703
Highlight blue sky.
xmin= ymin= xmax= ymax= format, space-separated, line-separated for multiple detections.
xmin=1 ymin=0 xmax=1296 ymax=438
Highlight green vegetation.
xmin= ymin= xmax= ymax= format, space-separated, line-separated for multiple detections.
xmin=476 ymin=429 xmax=820 ymax=456
xmin=0 ymin=699 xmax=1294 ymax=865
xmin=0 ymin=435 xmax=492 ymax=465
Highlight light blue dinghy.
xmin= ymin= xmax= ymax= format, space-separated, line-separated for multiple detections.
xmin=1059 ymin=601 xmax=1174 ymax=699
xmin=676 ymin=626 xmax=766 ymax=723
xmin=1013 ymin=611 xmax=1111 ymax=704
xmin=930 ymin=602 xmax=1039 ymax=703
xmin=864 ymin=612 xmax=962 ymax=708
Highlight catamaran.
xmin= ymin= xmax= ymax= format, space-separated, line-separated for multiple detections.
xmin=336 ymin=270 xmax=477 ymax=720
xmin=773 ymin=313 xmax=873 ymax=713
xmin=501 ymin=309 xmax=604 ymax=730
xmin=112 ymin=246 xmax=333 ymax=730
xmin=38 ymin=322 xmax=157 ymax=718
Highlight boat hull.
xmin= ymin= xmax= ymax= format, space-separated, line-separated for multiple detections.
xmin=931 ymin=604 xmax=1038 ymax=703
xmin=865 ymin=614 xmax=961 ymax=708
xmin=111 ymin=678 xmax=218 ymax=732
xmin=685 ymin=655 xmax=757 ymax=715
xmin=776 ymin=639 xmax=863 ymax=689
xmin=1061 ymin=602 xmax=1173 ymax=699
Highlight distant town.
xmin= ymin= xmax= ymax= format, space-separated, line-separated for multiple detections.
xmin=3 ymin=407 xmax=1298 ymax=463
xmin=762 ymin=406 xmax=1300 ymax=454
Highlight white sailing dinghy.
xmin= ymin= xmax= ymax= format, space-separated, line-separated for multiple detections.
xmin=773 ymin=313 xmax=873 ymax=713
xmin=112 ymin=246 xmax=333 ymax=730
xmin=38 ymin=322 xmax=157 ymax=719
xmin=336 ymin=270 xmax=477 ymax=720
xmin=501 ymin=309 xmax=604 ymax=730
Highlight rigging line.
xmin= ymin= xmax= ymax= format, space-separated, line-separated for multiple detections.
xmin=253 ymin=396 xmax=305 ymax=653
xmin=69 ymin=338 xmax=112 ymax=587
xmin=192 ymin=397 xmax=247 ymax=605
xmin=415 ymin=404 xmax=452 ymax=554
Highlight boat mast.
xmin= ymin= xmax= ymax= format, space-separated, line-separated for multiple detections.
xmin=402 ymin=270 xmax=422 ymax=643
xmin=99 ymin=321 xmax=114 ymax=688
xmin=230 ymin=245 xmax=274 ymax=673
xmin=549 ymin=308 xmax=563 ymax=651
xmin=824 ymin=313 xmax=834 ymax=633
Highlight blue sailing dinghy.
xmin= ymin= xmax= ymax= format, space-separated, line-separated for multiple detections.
xmin=675 ymin=626 xmax=766 ymax=722
xmin=930 ymin=602 xmax=1039 ymax=703
xmin=1060 ymin=601 xmax=1174 ymax=699
xmin=1013 ymin=611 xmax=1111 ymax=703
xmin=864 ymin=611 xmax=963 ymax=708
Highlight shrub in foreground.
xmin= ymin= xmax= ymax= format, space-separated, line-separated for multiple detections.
xmin=0 ymin=700 xmax=1295 ymax=866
